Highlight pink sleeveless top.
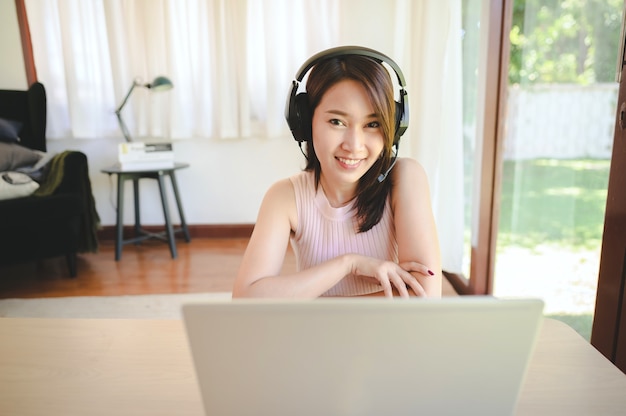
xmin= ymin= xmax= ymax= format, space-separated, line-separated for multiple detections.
xmin=289 ymin=171 xmax=398 ymax=296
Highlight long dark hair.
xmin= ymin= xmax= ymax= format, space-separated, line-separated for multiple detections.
xmin=304 ymin=55 xmax=397 ymax=232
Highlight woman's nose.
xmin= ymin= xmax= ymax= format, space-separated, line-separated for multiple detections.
xmin=342 ymin=127 xmax=365 ymax=151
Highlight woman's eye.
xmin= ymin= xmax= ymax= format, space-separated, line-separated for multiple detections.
xmin=366 ymin=121 xmax=381 ymax=128
xmin=329 ymin=119 xmax=344 ymax=126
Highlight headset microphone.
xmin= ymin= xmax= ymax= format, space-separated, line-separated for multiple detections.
xmin=377 ymin=145 xmax=398 ymax=183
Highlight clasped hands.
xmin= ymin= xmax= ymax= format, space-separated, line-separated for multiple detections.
xmin=350 ymin=255 xmax=434 ymax=298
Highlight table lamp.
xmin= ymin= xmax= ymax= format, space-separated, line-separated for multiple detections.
xmin=115 ymin=76 xmax=174 ymax=142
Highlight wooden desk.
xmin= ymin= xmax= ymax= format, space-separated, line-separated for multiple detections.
xmin=102 ymin=163 xmax=191 ymax=260
xmin=0 ymin=318 xmax=624 ymax=416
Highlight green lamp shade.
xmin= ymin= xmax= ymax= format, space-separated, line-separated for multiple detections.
xmin=148 ymin=76 xmax=173 ymax=91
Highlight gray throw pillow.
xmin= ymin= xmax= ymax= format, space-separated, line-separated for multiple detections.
xmin=0 ymin=142 xmax=43 ymax=171
xmin=0 ymin=118 xmax=22 ymax=143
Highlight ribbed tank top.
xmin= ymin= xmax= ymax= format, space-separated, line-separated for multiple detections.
xmin=289 ymin=171 xmax=398 ymax=296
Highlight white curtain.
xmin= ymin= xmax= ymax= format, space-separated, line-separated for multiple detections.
xmin=24 ymin=0 xmax=465 ymax=272
xmin=24 ymin=0 xmax=340 ymax=141
xmin=401 ymin=0 xmax=466 ymax=274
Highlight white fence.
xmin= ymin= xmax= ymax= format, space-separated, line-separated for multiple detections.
xmin=503 ymin=83 xmax=618 ymax=160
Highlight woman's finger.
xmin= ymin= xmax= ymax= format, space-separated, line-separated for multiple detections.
xmin=406 ymin=279 xmax=427 ymax=297
xmin=389 ymin=273 xmax=410 ymax=298
xmin=379 ymin=278 xmax=393 ymax=298
xmin=399 ymin=269 xmax=427 ymax=297
xmin=399 ymin=261 xmax=434 ymax=277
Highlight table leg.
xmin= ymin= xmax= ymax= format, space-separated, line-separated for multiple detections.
xmin=168 ymin=172 xmax=191 ymax=242
xmin=115 ymin=174 xmax=125 ymax=261
xmin=157 ymin=173 xmax=177 ymax=258
xmin=132 ymin=178 xmax=141 ymax=239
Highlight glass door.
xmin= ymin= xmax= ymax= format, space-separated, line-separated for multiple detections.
xmin=493 ymin=0 xmax=622 ymax=341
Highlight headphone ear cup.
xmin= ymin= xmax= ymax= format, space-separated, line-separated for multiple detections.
xmin=290 ymin=93 xmax=312 ymax=142
xmin=394 ymin=93 xmax=409 ymax=145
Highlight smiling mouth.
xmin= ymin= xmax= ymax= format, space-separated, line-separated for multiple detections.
xmin=337 ymin=157 xmax=362 ymax=166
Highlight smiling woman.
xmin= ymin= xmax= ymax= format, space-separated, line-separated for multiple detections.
xmin=232 ymin=47 xmax=442 ymax=299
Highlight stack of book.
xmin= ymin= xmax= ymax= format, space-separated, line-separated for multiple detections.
xmin=118 ymin=142 xmax=175 ymax=170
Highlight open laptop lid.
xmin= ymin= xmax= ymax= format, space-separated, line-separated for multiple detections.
xmin=182 ymin=297 xmax=543 ymax=416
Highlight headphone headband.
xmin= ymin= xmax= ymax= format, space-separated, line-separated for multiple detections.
xmin=293 ymin=46 xmax=407 ymax=87
xmin=285 ymin=45 xmax=409 ymax=144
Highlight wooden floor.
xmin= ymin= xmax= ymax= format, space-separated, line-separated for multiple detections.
xmin=0 ymin=238 xmax=455 ymax=299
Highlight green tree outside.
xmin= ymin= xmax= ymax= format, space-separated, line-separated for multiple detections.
xmin=509 ymin=0 xmax=623 ymax=85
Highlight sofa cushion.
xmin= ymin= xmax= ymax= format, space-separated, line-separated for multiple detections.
xmin=0 ymin=142 xmax=43 ymax=171
xmin=0 ymin=171 xmax=39 ymax=200
xmin=0 ymin=117 xmax=22 ymax=143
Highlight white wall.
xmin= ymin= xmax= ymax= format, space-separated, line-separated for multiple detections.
xmin=48 ymin=137 xmax=303 ymax=226
xmin=0 ymin=1 xmax=27 ymax=90
xmin=1 ymin=7 xmax=303 ymax=227
xmin=505 ymin=83 xmax=617 ymax=160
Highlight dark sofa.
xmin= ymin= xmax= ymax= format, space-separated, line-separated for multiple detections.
xmin=0 ymin=82 xmax=99 ymax=277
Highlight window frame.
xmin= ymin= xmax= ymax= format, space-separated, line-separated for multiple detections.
xmin=444 ymin=0 xmax=513 ymax=295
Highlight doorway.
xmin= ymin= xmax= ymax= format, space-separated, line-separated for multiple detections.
xmin=492 ymin=0 xmax=622 ymax=341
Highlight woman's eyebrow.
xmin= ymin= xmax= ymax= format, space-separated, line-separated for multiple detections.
xmin=324 ymin=109 xmax=348 ymax=117
xmin=324 ymin=109 xmax=379 ymax=119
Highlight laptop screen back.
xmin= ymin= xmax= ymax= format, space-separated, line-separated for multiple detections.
xmin=182 ymin=297 xmax=543 ymax=416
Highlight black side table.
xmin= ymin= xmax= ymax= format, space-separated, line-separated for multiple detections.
xmin=101 ymin=163 xmax=191 ymax=260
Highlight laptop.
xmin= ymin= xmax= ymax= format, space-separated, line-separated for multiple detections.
xmin=182 ymin=297 xmax=543 ymax=416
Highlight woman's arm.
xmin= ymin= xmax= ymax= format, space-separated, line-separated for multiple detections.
xmin=233 ymin=169 xmax=439 ymax=299
xmin=391 ymin=158 xmax=443 ymax=298
xmin=232 ymin=179 xmax=353 ymax=298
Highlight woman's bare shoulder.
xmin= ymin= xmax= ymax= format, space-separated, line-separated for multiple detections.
xmin=390 ymin=158 xmax=431 ymax=206
xmin=263 ymin=177 xmax=296 ymax=206
xmin=256 ymin=177 xmax=298 ymax=233
xmin=392 ymin=157 xmax=428 ymax=182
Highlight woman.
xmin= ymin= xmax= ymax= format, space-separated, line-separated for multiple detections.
xmin=233 ymin=47 xmax=441 ymax=298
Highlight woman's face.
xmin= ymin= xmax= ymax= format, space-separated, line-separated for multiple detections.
xmin=311 ymin=79 xmax=384 ymax=190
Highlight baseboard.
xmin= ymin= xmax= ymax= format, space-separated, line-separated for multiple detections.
xmin=97 ymin=223 xmax=254 ymax=241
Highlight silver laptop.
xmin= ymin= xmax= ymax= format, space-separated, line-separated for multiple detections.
xmin=182 ymin=297 xmax=543 ymax=416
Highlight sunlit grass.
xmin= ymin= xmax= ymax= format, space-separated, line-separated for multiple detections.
xmin=497 ymin=158 xmax=609 ymax=250
xmin=495 ymin=158 xmax=609 ymax=341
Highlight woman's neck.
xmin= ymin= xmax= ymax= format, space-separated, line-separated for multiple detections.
xmin=319 ymin=175 xmax=356 ymax=208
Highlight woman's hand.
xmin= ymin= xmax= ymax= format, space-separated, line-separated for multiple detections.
xmin=350 ymin=255 xmax=433 ymax=298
